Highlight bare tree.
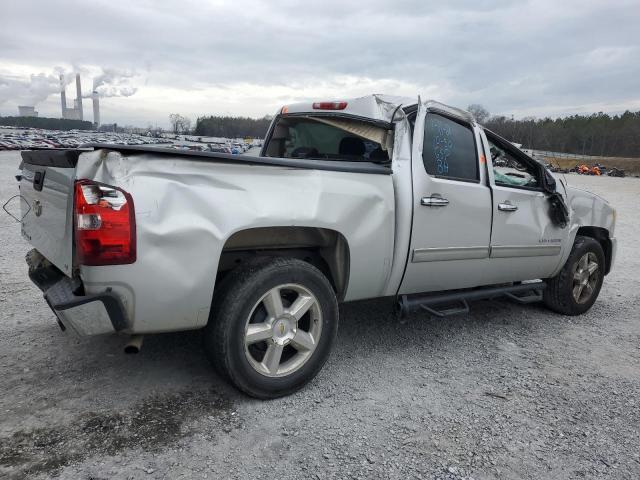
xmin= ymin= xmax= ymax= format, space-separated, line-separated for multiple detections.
xmin=182 ymin=116 xmax=191 ymax=133
xmin=169 ymin=113 xmax=180 ymax=134
xmin=169 ymin=113 xmax=191 ymax=134
xmin=467 ymin=104 xmax=490 ymax=124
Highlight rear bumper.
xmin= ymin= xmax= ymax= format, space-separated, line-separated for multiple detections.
xmin=27 ymin=249 xmax=128 ymax=336
xmin=43 ymin=277 xmax=128 ymax=335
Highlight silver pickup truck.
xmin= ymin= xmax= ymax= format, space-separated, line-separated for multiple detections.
xmin=17 ymin=95 xmax=616 ymax=398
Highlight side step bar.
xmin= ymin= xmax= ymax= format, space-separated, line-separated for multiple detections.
xmin=398 ymin=281 xmax=546 ymax=319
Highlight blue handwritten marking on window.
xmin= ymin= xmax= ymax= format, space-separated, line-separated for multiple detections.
xmin=431 ymin=119 xmax=452 ymax=175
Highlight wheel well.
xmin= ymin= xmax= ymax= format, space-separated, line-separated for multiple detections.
xmin=217 ymin=227 xmax=350 ymax=300
xmin=576 ymin=226 xmax=612 ymax=274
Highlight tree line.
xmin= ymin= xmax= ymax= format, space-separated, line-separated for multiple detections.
xmin=0 ymin=116 xmax=94 ymax=131
xmin=468 ymin=105 xmax=640 ymax=158
xmin=194 ymin=115 xmax=273 ymax=138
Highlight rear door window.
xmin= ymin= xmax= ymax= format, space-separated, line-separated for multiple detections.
xmin=422 ymin=113 xmax=478 ymax=182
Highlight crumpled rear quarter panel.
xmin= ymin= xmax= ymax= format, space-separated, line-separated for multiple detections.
xmin=75 ymin=150 xmax=395 ymax=333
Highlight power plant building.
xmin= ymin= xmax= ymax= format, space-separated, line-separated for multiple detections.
xmin=18 ymin=105 xmax=38 ymax=117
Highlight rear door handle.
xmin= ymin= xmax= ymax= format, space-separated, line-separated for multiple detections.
xmin=421 ymin=196 xmax=449 ymax=207
xmin=33 ymin=171 xmax=45 ymax=192
xmin=498 ymin=202 xmax=518 ymax=212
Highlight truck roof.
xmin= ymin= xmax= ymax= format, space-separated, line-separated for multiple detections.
xmin=282 ymin=94 xmax=475 ymax=125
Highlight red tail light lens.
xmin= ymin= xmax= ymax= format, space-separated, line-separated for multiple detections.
xmin=74 ymin=180 xmax=136 ymax=265
xmin=312 ymin=101 xmax=347 ymax=110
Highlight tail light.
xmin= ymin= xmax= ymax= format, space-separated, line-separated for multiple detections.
xmin=74 ymin=180 xmax=136 ymax=265
xmin=312 ymin=101 xmax=347 ymax=110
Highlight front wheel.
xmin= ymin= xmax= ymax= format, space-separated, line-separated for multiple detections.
xmin=204 ymin=257 xmax=339 ymax=399
xmin=544 ymin=235 xmax=605 ymax=315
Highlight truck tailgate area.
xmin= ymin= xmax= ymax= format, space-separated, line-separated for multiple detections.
xmin=19 ymin=150 xmax=80 ymax=276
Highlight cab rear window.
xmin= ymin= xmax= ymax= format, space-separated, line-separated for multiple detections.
xmin=264 ymin=116 xmax=390 ymax=163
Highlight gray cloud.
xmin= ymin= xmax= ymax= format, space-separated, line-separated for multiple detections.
xmin=0 ymin=0 xmax=638 ymax=125
xmin=0 ymin=69 xmax=69 ymax=106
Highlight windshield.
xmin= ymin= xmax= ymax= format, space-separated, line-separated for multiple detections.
xmin=264 ymin=116 xmax=390 ymax=163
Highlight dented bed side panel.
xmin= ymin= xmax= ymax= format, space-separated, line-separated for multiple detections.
xmin=75 ymin=149 xmax=396 ymax=333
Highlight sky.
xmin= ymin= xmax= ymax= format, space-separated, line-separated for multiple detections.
xmin=0 ymin=0 xmax=639 ymax=128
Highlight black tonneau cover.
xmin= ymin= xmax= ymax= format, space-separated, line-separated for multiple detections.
xmin=22 ymin=144 xmax=391 ymax=175
xmin=21 ymin=149 xmax=88 ymax=168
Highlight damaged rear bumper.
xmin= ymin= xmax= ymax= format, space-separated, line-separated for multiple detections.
xmin=26 ymin=249 xmax=128 ymax=336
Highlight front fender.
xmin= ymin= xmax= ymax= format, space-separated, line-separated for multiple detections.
xmin=551 ymin=185 xmax=616 ymax=276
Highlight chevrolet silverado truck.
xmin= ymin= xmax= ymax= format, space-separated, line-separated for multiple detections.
xmin=15 ymin=95 xmax=616 ymax=398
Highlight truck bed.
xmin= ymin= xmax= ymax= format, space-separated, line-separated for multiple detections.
xmin=84 ymin=144 xmax=392 ymax=175
xmin=19 ymin=145 xmax=398 ymax=333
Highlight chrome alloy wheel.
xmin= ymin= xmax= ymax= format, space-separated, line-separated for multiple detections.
xmin=244 ymin=284 xmax=322 ymax=377
xmin=572 ymin=252 xmax=600 ymax=304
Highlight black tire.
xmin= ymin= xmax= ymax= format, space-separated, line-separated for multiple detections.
xmin=204 ymin=257 xmax=339 ymax=399
xmin=544 ymin=235 xmax=605 ymax=315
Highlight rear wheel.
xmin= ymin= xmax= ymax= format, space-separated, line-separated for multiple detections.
xmin=204 ymin=257 xmax=338 ymax=398
xmin=544 ymin=235 xmax=605 ymax=315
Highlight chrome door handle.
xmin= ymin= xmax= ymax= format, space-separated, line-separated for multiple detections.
xmin=498 ymin=202 xmax=518 ymax=212
xmin=421 ymin=196 xmax=449 ymax=207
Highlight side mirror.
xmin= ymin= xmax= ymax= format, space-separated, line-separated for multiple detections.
xmin=542 ymin=168 xmax=557 ymax=193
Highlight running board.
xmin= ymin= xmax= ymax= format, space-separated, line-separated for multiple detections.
xmin=397 ymin=281 xmax=546 ymax=319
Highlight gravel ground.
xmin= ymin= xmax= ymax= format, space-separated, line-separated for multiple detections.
xmin=0 ymin=150 xmax=639 ymax=479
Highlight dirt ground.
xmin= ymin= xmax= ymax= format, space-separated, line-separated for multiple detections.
xmin=0 ymin=150 xmax=639 ymax=479
xmin=547 ymin=157 xmax=640 ymax=176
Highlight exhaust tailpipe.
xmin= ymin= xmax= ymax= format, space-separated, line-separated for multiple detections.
xmin=124 ymin=335 xmax=144 ymax=354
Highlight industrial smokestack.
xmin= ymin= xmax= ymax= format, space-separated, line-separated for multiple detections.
xmin=75 ymin=74 xmax=83 ymax=120
xmin=60 ymin=74 xmax=67 ymax=118
xmin=92 ymin=91 xmax=100 ymax=128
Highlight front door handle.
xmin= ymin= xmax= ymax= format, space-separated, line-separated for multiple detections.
xmin=421 ymin=196 xmax=449 ymax=207
xmin=498 ymin=202 xmax=518 ymax=212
